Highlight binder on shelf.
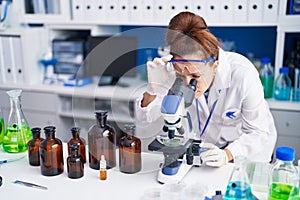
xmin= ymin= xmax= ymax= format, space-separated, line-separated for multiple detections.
xmin=0 ymin=37 xmax=6 ymax=83
xmin=83 ymin=0 xmax=95 ymax=22
xmin=11 ymin=36 xmax=24 ymax=84
xmin=128 ymin=0 xmax=143 ymax=23
xmin=1 ymin=36 xmax=15 ymax=84
xmin=91 ymin=0 xmax=107 ymax=23
xmin=106 ymin=0 xmax=120 ymax=23
xmin=205 ymin=0 xmax=221 ymax=24
xmin=71 ymin=0 xmax=84 ymax=21
xmin=233 ymin=0 xmax=248 ymax=23
xmin=168 ymin=0 xmax=193 ymax=22
xmin=143 ymin=0 xmax=155 ymax=24
xmin=153 ymin=0 xmax=170 ymax=25
xmin=262 ymin=0 xmax=278 ymax=23
xmin=248 ymin=0 xmax=263 ymax=23
xmin=191 ymin=0 xmax=207 ymax=20
xmin=117 ymin=0 xmax=129 ymax=24
xmin=220 ymin=0 xmax=234 ymax=24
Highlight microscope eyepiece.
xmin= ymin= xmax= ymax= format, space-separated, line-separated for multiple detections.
xmin=189 ymin=79 xmax=197 ymax=91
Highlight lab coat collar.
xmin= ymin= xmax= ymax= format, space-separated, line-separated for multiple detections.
xmin=206 ymin=48 xmax=231 ymax=106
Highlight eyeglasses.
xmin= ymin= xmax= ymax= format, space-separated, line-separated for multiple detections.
xmin=169 ymin=56 xmax=216 ymax=63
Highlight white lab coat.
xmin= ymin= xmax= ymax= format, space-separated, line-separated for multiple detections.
xmin=135 ymin=49 xmax=277 ymax=162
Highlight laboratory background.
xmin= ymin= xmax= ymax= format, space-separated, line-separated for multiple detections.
xmin=0 ymin=0 xmax=300 ymax=200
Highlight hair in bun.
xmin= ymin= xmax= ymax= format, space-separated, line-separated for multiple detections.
xmin=166 ymin=11 xmax=220 ymax=59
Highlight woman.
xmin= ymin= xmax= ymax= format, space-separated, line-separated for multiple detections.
xmin=136 ymin=11 xmax=277 ymax=167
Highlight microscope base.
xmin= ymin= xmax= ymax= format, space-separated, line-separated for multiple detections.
xmin=157 ymin=161 xmax=193 ymax=184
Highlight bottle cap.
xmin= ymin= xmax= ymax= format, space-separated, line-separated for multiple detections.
xmin=276 ymin=146 xmax=295 ymax=161
xmin=43 ymin=126 xmax=56 ymax=132
xmin=95 ymin=110 xmax=108 ymax=117
xmin=261 ymin=57 xmax=271 ymax=64
xmin=215 ymin=190 xmax=222 ymax=195
xmin=279 ymin=67 xmax=289 ymax=74
xmin=31 ymin=127 xmax=41 ymax=133
xmin=71 ymin=127 xmax=80 ymax=134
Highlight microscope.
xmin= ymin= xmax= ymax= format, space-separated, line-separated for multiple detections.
xmin=148 ymin=76 xmax=202 ymax=184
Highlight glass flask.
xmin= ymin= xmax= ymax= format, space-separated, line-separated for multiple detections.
xmin=27 ymin=127 xmax=44 ymax=166
xmin=40 ymin=126 xmax=64 ymax=176
xmin=119 ymin=124 xmax=141 ymax=174
xmin=3 ymin=89 xmax=32 ymax=153
xmin=88 ymin=110 xmax=116 ymax=170
xmin=67 ymin=127 xmax=86 ymax=163
xmin=259 ymin=57 xmax=274 ymax=99
xmin=268 ymin=146 xmax=298 ymax=200
xmin=0 ymin=107 xmax=4 ymax=144
xmin=67 ymin=143 xmax=84 ymax=179
xmin=224 ymin=156 xmax=254 ymax=200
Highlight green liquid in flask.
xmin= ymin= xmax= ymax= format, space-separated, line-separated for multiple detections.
xmin=268 ymin=182 xmax=294 ymax=200
xmin=0 ymin=118 xmax=4 ymax=144
xmin=224 ymin=181 xmax=254 ymax=200
xmin=3 ymin=124 xmax=32 ymax=153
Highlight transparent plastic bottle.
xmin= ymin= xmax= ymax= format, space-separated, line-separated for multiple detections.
xmin=3 ymin=89 xmax=32 ymax=153
xmin=67 ymin=127 xmax=86 ymax=163
xmin=224 ymin=156 xmax=254 ymax=200
xmin=268 ymin=146 xmax=298 ymax=200
xmin=259 ymin=57 xmax=274 ymax=99
xmin=88 ymin=110 xmax=116 ymax=170
xmin=40 ymin=126 xmax=64 ymax=176
xmin=274 ymin=67 xmax=292 ymax=101
xmin=100 ymin=155 xmax=107 ymax=180
xmin=119 ymin=124 xmax=141 ymax=174
xmin=292 ymin=68 xmax=300 ymax=102
xmin=0 ymin=108 xmax=4 ymax=144
xmin=27 ymin=127 xmax=44 ymax=166
xmin=67 ymin=143 xmax=84 ymax=179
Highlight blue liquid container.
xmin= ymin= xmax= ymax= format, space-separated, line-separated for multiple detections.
xmin=292 ymin=68 xmax=300 ymax=102
xmin=224 ymin=156 xmax=254 ymax=200
xmin=274 ymin=67 xmax=292 ymax=101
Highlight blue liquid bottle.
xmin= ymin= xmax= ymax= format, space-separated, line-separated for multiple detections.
xmin=224 ymin=156 xmax=254 ymax=200
xmin=259 ymin=57 xmax=274 ymax=99
xmin=292 ymin=68 xmax=300 ymax=102
xmin=274 ymin=67 xmax=292 ymax=101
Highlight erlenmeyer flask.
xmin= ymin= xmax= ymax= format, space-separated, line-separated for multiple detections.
xmin=2 ymin=89 xmax=32 ymax=153
xmin=224 ymin=156 xmax=255 ymax=200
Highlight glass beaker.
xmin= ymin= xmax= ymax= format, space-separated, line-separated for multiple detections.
xmin=224 ymin=156 xmax=255 ymax=200
xmin=0 ymin=108 xmax=4 ymax=144
xmin=2 ymin=89 xmax=32 ymax=153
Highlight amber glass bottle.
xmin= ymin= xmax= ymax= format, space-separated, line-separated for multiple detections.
xmin=119 ymin=124 xmax=141 ymax=174
xmin=67 ymin=127 xmax=86 ymax=163
xmin=88 ymin=110 xmax=116 ymax=170
xmin=27 ymin=127 xmax=44 ymax=166
xmin=40 ymin=126 xmax=64 ymax=176
xmin=67 ymin=143 xmax=84 ymax=179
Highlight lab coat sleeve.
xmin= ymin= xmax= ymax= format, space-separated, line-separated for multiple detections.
xmin=134 ymin=93 xmax=164 ymax=124
xmin=226 ymin=67 xmax=277 ymax=162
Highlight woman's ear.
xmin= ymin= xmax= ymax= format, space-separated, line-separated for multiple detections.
xmin=213 ymin=60 xmax=219 ymax=74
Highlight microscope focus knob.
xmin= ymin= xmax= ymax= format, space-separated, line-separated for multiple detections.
xmin=177 ymin=126 xmax=185 ymax=135
xmin=163 ymin=126 xmax=168 ymax=132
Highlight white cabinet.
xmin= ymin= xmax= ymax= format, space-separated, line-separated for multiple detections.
xmin=271 ymin=109 xmax=300 ymax=163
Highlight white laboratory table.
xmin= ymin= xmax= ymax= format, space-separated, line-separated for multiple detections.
xmin=0 ymin=145 xmax=267 ymax=200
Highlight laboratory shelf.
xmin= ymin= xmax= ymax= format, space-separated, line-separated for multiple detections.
xmin=267 ymin=99 xmax=300 ymax=111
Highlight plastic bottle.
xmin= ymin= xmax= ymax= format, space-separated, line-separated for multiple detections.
xmin=119 ymin=124 xmax=141 ymax=174
xmin=268 ymin=146 xmax=298 ymax=200
xmin=224 ymin=156 xmax=254 ymax=200
xmin=3 ymin=89 xmax=32 ymax=153
xmin=274 ymin=67 xmax=292 ymax=101
xmin=67 ymin=143 xmax=84 ymax=179
xmin=67 ymin=127 xmax=86 ymax=163
xmin=0 ymin=108 xmax=4 ymax=144
xmin=40 ymin=126 xmax=64 ymax=176
xmin=88 ymin=110 xmax=116 ymax=170
xmin=100 ymin=155 xmax=107 ymax=180
xmin=27 ymin=127 xmax=44 ymax=166
xmin=292 ymin=68 xmax=300 ymax=102
xmin=259 ymin=57 xmax=274 ymax=98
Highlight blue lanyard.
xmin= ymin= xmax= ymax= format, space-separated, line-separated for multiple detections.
xmin=196 ymin=98 xmax=218 ymax=137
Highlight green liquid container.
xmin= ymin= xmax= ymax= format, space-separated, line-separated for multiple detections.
xmin=2 ymin=90 xmax=32 ymax=153
xmin=259 ymin=57 xmax=274 ymax=99
xmin=0 ymin=108 xmax=4 ymax=144
xmin=268 ymin=147 xmax=298 ymax=200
